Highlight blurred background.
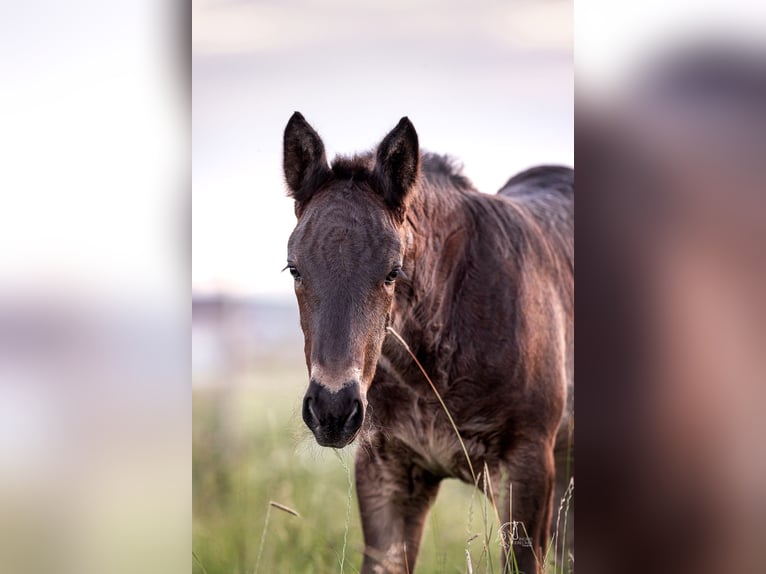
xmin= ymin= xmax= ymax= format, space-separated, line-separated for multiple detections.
xmin=577 ymin=2 xmax=766 ymax=573
xmin=0 ymin=2 xmax=187 ymax=574
xmin=192 ymin=2 xmax=573 ymax=572
xmin=2 ymin=0 xmax=764 ymax=573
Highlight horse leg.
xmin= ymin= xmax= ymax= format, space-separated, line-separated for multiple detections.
xmin=355 ymin=441 xmax=441 ymax=574
xmin=494 ymin=440 xmax=556 ymax=574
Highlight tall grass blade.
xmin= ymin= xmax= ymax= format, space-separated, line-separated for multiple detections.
xmin=507 ymin=482 xmax=519 ymax=574
xmin=254 ymin=500 xmax=301 ymax=574
xmin=560 ymin=478 xmax=573 ymax=574
xmin=269 ymin=500 xmax=301 ymax=517
xmin=333 ymin=449 xmax=354 ymax=574
xmin=253 ymin=504 xmax=272 ymax=574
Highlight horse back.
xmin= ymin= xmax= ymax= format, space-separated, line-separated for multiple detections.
xmin=498 ymin=165 xmax=574 ymax=431
xmin=499 ymin=165 xmax=573 ymax=198
xmin=497 ymin=165 xmax=574 ymax=270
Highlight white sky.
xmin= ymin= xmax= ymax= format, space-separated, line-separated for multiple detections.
xmin=192 ymin=0 xmax=574 ymax=298
xmin=0 ymin=1 xmax=184 ymax=304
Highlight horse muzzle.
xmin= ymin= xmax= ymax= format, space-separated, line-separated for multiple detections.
xmin=302 ymin=379 xmax=365 ymax=447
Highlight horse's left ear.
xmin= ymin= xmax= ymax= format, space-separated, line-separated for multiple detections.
xmin=373 ymin=117 xmax=420 ymax=213
xmin=283 ymin=112 xmax=332 ymax=206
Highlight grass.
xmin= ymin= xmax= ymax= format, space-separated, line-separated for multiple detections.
xmin=192 ymin=360 xmax=573 ymax=574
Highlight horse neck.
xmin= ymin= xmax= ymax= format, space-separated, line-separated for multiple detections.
xmin=389 ymin=180 xmax=466 ymax=362
xmin=403 ymin=179 xmax=462 ymax=263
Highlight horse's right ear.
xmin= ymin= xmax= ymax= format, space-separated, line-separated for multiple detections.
xmin=373 ymin=117 xmax=420 ymax=214
xmin=283 ymin=112 xmax=331 ymax=205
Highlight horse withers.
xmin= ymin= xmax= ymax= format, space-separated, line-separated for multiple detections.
xmin=283 ymin=112 xmax=573 ymax=574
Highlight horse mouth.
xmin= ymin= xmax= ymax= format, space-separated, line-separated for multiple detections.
xmin=313 ymin=426 xmax=362 ymax=448
xmin=311 ymin=408 xmax=364 ymax=448
xmin=314 ymin=432 xmax=358 ymax=448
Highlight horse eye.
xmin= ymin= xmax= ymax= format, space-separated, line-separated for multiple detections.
xmin=288 ymin=265 xmax=301 ymax=280
xmin=385 ymin=268 xmax=400 ymax=285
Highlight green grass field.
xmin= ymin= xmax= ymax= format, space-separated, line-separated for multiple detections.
xmin=193 ymin=361 xmax=572 ymax=574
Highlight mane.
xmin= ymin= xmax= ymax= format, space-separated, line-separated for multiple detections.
xmin=329 ymin=151 xmax=475 ymax=191
xmin=421 ymin=153 xmax=475 ymax=190
xmin=330 ymin=153 xmax=375 ymax=182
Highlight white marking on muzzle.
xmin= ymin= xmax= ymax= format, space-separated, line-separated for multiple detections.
xmin=309 ymin=364 xmax=363 ymax=393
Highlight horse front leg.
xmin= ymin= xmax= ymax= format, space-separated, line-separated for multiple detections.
xmin=355 ymin=440 xmax=441 ymax=574
xmin=494 ymin=440 xmax=556 ymax=574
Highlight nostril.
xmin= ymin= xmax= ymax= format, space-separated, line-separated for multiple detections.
xmin=302 ymin=396 xmax=320 ymax=429
xmin=345 ymin=399 xmax=362 ymax=428
xmin=308 ymin=399 xmax=320 ymax=426
xmin=345 ymin=401 xmax=358 ymax=424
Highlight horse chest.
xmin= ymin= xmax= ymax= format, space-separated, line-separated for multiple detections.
xmin=372 ymin=358 xmax=496 ymax=479
xmin=386 ymin=400 xmax=488 ymax=480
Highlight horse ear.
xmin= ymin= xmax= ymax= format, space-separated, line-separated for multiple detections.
xmin=373 ymin=117 xmax=420 ymax=212
xmin=283 ymin=112 xmax=331 ymax=205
